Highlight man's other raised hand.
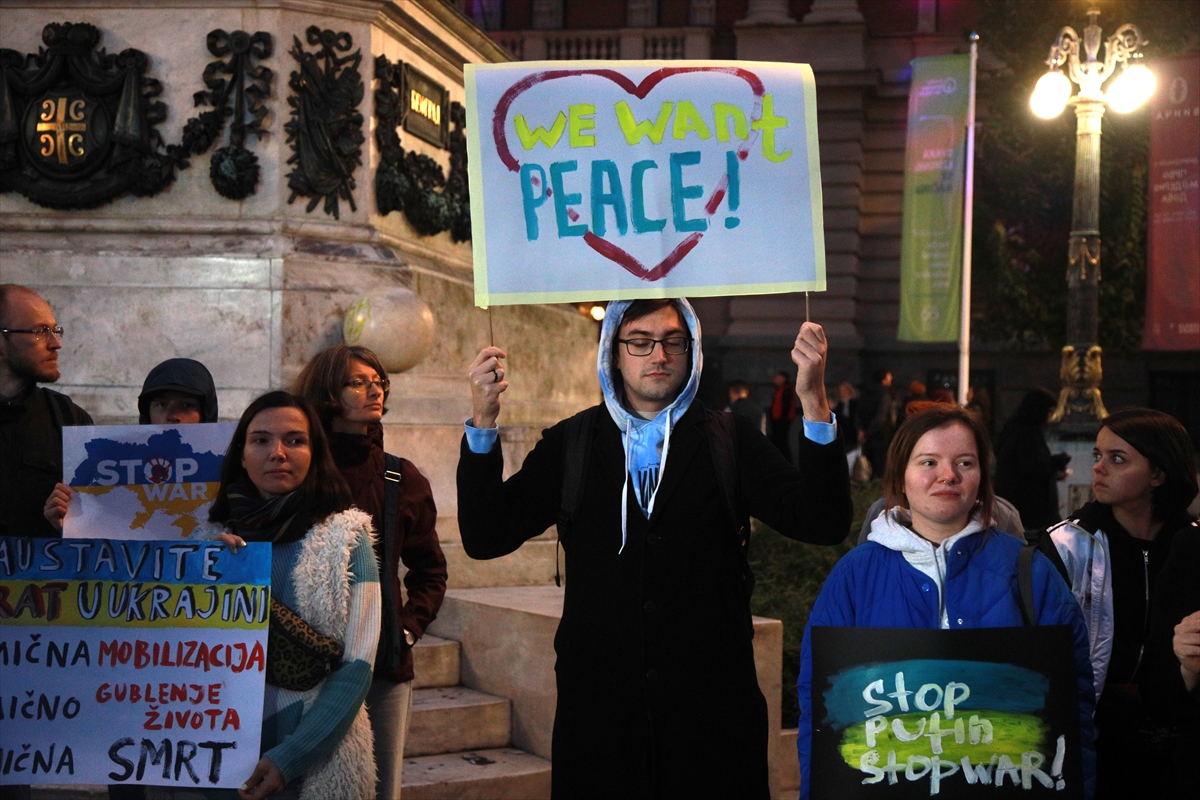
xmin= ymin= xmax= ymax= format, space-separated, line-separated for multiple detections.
xmin=791 ymin=321 xmax=832 ymax=423
xmin=469 ymin=346 xmax=508 ymax=429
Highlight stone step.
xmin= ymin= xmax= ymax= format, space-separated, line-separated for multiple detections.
xmin=413 ymin=633 xmax=461 ymax=689
xmin=401 ymin=747 xmax=552 ymax=800
xmin=404 ymin=686 xmax=511 ymax=758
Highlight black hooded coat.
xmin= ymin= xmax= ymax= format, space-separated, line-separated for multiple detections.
xmin=995 ymin=390 xmax=1061 ymax=529
xmin=137 ymin=358 xmax=219 ymax=423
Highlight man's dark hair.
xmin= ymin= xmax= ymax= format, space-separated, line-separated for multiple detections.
xmin=872 ymin=367 xmax=892 ymax=384
xmin=883 ymin=404 xmax=995 ymax=527
xmin=619 ymin=299 xmax=683 ymax=329
xmin=1101 ymin=408 xmax=1198 ymax=521
xmin=208 ymin=390 xmax=351 ymax=523
xmin=612 ymin=299 xmax=688 ymax=362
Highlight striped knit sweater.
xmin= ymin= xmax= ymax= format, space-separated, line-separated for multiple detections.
xmin=197 ymin=509 xmax=381 ymax=798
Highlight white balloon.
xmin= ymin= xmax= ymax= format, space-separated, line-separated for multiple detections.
xmin=343 ymin=288 xmax=436 ymax=373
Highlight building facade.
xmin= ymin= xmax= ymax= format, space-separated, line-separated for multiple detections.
xmin=464 ymin=0 xmax=1200 ymax=440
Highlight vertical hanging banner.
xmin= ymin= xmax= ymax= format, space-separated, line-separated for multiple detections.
xmin=61 ymin=424 xmax=235 ymax=541
xmin=809 ymin=626 xmax=1084 ymax=799
xmin=898 ymin=54 xmax=971 ymax=342
xmin=0 ymin=537 xmax=269 ymax=788
xmin=465 ymin=61 xmax=825 ymax=306
xmin=1143 ymin=55 xmax=1200 ymax=351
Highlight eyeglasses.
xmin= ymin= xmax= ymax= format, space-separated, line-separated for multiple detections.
xmin=0 ymin=326 xmax=64 ymax=341
xmin=617 ymin=336 xmax=691 ymax=357
xmin=343 ymin=377 xmax=389 ymax=394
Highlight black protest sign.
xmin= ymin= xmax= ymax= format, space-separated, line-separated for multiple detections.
xmin=809 ymin=626 xmax=1083 ymax=799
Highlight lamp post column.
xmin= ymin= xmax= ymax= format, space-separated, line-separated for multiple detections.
xmin=1052 ymin=98 xmax=1108 ymax=433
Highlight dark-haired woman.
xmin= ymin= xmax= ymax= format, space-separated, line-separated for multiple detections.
xmin=1042 ymin=408 xmax=1199 ymax=799
xmin=294 ymin=345 xmax=446 ymax=800
xmin=199 ymin=391 xmax=380 ymax=800
xmin=797 ymin=406 xmax=1095 ymax=799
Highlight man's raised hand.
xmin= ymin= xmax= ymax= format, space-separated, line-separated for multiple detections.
xmin=469 ymin=346 xmax=508 ymax=429
xmin=791 ymin=321 xmax=832 ymax=423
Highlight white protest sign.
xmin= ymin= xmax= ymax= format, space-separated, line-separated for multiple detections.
xmin=0 ymin=537 xmax=268 ymax=788
xmin=466 ymin=60 xmax=825 ymax=306
xmin=62 ymin=423 xmax=235 ymax=540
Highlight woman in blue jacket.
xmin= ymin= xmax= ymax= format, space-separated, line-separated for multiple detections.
xmin=797 ymin=405 xmax=1095 ymax=799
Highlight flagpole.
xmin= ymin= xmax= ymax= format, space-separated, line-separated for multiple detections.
xmin=957 ymin=32 xmax=978 ymax=406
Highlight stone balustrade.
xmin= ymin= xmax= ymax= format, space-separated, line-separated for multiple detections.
xmin=491 ymin=26 xmax=712 ymax=61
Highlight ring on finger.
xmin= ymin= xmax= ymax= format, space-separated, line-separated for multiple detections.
xmin=493 ymin=369 xmax=500 ymax=383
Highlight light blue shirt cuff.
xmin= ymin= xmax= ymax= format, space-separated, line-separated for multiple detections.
xmin=464 ymin=421 xmax=499 ymax=454
xmin=803 ymin=412 xmax=838 ymax=445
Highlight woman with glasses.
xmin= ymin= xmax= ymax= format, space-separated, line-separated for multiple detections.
xmin=293 ymin=344 xmax=447 ymax=800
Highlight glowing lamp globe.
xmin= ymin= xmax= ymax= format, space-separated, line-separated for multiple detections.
xmin=1031 ymin=71 xmax=1072 ymax=118
xmin=343 ymin=288 xmax=436 ymax=373
xmin=1108 ymin=64 xmax=1157 ymax=113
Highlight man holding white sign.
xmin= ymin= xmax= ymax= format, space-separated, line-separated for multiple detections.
xmin=457 ymin=298 xmax=852 ymax=798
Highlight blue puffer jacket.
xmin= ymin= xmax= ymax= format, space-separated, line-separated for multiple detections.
xmin=797 ymin=511 xmax=1096 ymax=799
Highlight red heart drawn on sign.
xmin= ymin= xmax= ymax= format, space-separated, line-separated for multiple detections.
xmin=492 ymin=68 xmax=767 ymax=282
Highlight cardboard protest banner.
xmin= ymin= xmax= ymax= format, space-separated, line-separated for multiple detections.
xmin=809 ymin=626 xmax=1083 ymax=799
xmin=62 ymin=423 xmax=236 ymax=540
xmin=0 ymin=536 xmax=268 ymax=788
xmin=465 ymin=61 xmax=825 ymax=306
xmin=898 ymin=54 xmax=971 ymax=343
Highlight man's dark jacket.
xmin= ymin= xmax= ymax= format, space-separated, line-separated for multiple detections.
xmin=0 ymin=386 xmax=92 ymax=537
xmin=458 ymin=400 xmax=853 ymax=799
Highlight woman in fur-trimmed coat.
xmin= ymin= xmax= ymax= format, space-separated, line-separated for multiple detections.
xmin=201 ymin=391 xmax=381 ymax=800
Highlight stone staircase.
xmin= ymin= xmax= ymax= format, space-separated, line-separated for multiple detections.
xmin=402 ymin=633 xmax=552 ymax=799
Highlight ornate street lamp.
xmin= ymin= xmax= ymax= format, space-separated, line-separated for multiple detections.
xmin=1029 ymin=8 xmax=1155 ymax=433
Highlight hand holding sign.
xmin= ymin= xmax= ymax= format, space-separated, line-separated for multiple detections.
xmin=468 ymin=346 xmax=508 ymax=429
xmin=237 ymin=756 xmax=284 ymax=800
xmin=43 ymin=482 xmax=72 ymax=531
xmin=791 ymin=321 xmax=832 ymax=423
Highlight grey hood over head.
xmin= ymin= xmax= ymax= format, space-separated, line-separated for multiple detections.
xmin=137 ymin=358 xmax=219 ymax=423
xmin=597 ymin=298 xmax=702 ymax=553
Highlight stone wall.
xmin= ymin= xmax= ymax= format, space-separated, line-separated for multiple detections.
xmin=0 ymin=0 xmax=600 ymax=543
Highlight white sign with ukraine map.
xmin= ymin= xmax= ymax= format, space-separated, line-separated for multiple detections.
xmin=62 ymin=424 xmax=235 ymax=540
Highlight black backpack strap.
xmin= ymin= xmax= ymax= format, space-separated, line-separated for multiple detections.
xmin=1018 ymin=543 xmax=1038 ymax=626
xmin=556 ymin=406 xmax=600 ymax=587
xmin=1025 ymin=525 xmax=1072 ymax=587
xmin=380 ymin=453 xmax=406 ymax=670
